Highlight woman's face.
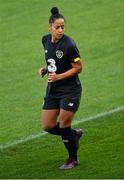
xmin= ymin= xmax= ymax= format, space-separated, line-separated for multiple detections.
xmin=49 ymin=18 xmax=65 ymax=42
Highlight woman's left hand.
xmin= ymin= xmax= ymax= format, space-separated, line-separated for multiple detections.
xmin=48 ymin=73 xmax=60 ymax=82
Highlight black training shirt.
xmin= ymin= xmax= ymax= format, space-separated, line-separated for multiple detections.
xmin=42 ymin=34 xmax=82 ymax=98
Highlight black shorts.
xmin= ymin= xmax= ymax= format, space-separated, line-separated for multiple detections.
xmin=42 ymin=96 xmax=81 ymax=112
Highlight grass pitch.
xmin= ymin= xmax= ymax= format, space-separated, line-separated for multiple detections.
xmin=0 ymin=0 xmax=124 ymax=178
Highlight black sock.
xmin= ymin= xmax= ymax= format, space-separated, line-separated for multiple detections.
xmin=60 ymin=127 xmax=77 ymax=160
xmin=46 ymin=122 xmax=61 ymax=136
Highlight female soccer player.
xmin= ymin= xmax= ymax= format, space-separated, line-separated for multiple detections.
xmin=38 ymin=7 xmax=83 ymax=170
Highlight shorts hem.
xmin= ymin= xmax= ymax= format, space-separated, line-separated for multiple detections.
xmin=60 ymin=107 xmax=78 ymax=113
xmin=42 ymin=107 xmax=59 ymax=110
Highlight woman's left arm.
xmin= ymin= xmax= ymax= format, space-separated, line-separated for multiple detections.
xmin=48 ymin=60 xmax=83 ymax=82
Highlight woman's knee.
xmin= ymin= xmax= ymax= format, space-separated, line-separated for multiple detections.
xmin=41 ymin=109 xmax=59 ymax=131
xmin=59 ymin=109 xmax=74 ymax=128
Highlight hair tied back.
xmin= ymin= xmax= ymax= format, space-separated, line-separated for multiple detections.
xmin=51 ymin=7 xmax=59 ymax=15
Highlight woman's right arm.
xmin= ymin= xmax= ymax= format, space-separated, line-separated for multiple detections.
xmin=38 ymin=67 xmax=47 ymax=77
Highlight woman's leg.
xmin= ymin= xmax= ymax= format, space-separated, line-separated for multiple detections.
xmin=59 ymin=109 xmax=77 ymax=158
xmin=42 ymin=109 xmax=61 ymax=135
xmin=59 ymin=109 xmax=82 ymax=169
xmin=59 ymin=109 xmax=74 ymax=128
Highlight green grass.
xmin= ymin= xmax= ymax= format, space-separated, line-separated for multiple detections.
xmin=0 ymin=111 xmax=124 ymax=179
xmin=0 ymin=0 xmax=124 ymax=178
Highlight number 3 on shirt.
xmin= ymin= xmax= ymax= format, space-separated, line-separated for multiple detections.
xmin=47 ymin=58 xmax=57 ymax=73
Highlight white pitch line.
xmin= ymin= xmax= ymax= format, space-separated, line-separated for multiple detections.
xmin=73 ymin=105 xmax=124 ymax=126
xmin=0 ymin=105 xmax=124 ymax=150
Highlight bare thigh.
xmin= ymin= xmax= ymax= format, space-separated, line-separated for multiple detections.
xmin=59 ymin=109 xmax=75 ymax=128
xmin=42 ymin=109 xmax=60 ymax=130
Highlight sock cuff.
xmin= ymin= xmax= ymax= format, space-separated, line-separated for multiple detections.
xmin=60 ymin=127 xmax=71 ymax=130
xmin=46 ymin=123 xmax=61 ymax=136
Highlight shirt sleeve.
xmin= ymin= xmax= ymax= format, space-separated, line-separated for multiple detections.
xmin=67 ymin=43 xmax=81 ymax=63
xmin=41 ymin=36 xmax=47 ymax=48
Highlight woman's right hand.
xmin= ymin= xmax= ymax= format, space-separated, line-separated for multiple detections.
xmin=38 ymin=67 xmax=47 ymax=77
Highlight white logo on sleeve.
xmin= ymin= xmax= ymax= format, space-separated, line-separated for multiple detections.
xmin=45 ymin=49 xmax=48 ymax=53
xmin=56 ymin=50 xmax=63 ymax=59
xmin=68 ymin=102 xmax=74 ymax=107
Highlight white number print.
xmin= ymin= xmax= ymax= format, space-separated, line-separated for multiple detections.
xmin=47 ymin=58 xmax=57 ymax=73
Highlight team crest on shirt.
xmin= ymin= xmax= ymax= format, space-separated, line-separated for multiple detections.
xmin=56 ymin=50 xmax=63 ymax=59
